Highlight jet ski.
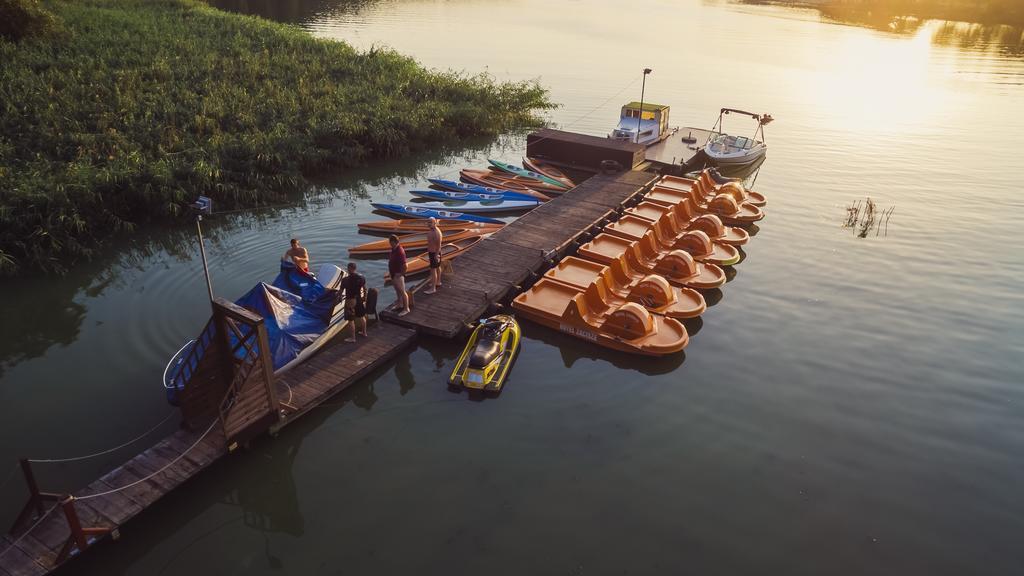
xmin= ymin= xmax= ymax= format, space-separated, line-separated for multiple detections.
xmin=448 ymin=314 xmax=521 ymax=393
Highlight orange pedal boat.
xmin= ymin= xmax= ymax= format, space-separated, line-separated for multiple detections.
xmin=512 ymin=278 xmax=689 ymax=356
xmin=626 ymin=200 xmax=749 ymax=246
xmin=645 ymin=185 xmax=765 ymax=225
xmin=350 ymin=228 xmax=492 ymax=255
xmin=658 ymin=171 xmax=767 ymax=207
xmin=544 ymin=256 xmax=705 ymax=319
xmin=603 ymin=214 xmax=741 ymax=266
xmin=357 ymin=219 xmax=503 ymax=235
xmin=577 ymin=232 xmax=726 ymax=290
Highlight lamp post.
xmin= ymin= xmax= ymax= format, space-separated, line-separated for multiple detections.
xmin=191 ymin=196 xmax=214 ymax=303
xmin=636 ymin=68 xmax=652 ymax=143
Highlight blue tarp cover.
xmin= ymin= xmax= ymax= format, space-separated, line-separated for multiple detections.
xmin=232 ymin=262 xmax=336 ymax=371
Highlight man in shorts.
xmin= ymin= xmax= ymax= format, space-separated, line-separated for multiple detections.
xmin=283 ymin=238 xmax=310 ymax=273
xmin=424 ymin=217 xmax=443 ymax=294
xmin=341 ymin=262 xmax=367 ymax=342
xmin=388 ymin=235 xmax=411 ymax=316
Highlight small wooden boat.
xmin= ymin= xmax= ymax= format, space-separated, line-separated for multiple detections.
xmin=407 ymin=199 xmax=540 ymax=214
xmin=410 ymin=189 xmax=540 ymax=203
xmin=357 ymin=219 xmax=502 ymax=235
xmin=370 ymin=203 xmax=504 ymax=224
xmin=488 ymin=159 xmax=569 ymax=190
xmin=461 ymin=169 xmax=566 ymax=196
xmin=385 ymin=236 xmax=484 ymax=282
xmin=522 ymin=157 xmax=575 ymax=189
xmin=544 ymin=256 xmax=705 ymax=319
xmin=512 ymin=278 xmax=688 ymax=356
xmin=431 ymin=177 xmax=551 ymax=201
xmin=349 ymin=228 xmax=493 ymax=256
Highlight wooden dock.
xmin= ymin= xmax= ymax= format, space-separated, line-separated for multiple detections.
xmin=0 ymin=319 xmax=414 ymax=576
xmin=381 ymin=170 xmax=657 ymax=338
xmin=1 ymin=131 xmax=659 ymax=576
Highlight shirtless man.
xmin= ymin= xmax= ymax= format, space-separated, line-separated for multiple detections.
xmin=283 ymin=238 xmax=310 ymax=272
xmin=424 ymin=218 xmax=443 ymax=294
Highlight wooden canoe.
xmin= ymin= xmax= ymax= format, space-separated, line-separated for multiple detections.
xmin=385 ymin=236 xmax=485 ymax=282
xmin=349 ymin=228 xmax=494 ymax=256
xmin=357 ymin=219 xmax=503 ymax=235
xmin=461 ymin=169 xmax=565 ymax=196
xmin=522 ymin=157 xmax=576 ymax=189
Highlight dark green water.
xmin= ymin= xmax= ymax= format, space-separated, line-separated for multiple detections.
xmin=1 ymin=0 xmax=1023 ymax=574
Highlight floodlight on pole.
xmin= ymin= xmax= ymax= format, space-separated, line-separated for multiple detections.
xmin=190 ymin=196 xmax=214 ymax=303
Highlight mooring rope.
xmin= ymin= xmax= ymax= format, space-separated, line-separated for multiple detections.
xmin=27 ymin=410 xmax=178 ymax=464
xmin=76 ymin=418 xmax=217 ymax=501
xmin=0 ymin=504 xmax=59 ymax=561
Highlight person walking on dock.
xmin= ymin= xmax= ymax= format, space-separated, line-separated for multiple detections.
xmin=388 ymin=235 xmax=411 ymax=316
xmin=425 ymin=217 xmax=443 ymax=294
xmin=342 ymin=262 xmax=368 ymax=342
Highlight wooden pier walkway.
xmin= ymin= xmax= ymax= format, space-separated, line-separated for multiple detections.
xmin=2 ymin=132 xmax=657 ymax=576
xmin=1 ymin=320 xmax=414 ymax=576
xmin=381 ymin=170 xmax=657 ymax=337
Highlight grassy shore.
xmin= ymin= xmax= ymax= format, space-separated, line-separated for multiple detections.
xmin=0 ymin=0 xmax=553 ymax=275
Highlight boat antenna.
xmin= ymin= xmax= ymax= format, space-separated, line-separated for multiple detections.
xmin=190 ymin=196 xmax=215 ymax=303
xmin=636 ymin=68 xmax=652 ymax=144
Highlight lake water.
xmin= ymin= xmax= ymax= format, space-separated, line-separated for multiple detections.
xmin=1 ymin=0 xmax=1023 ymax=574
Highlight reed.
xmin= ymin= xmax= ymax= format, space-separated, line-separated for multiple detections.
xmin=0 ymin=0 xmax=554 ymax=275
xmin=844 ymin=197 xmax=894 ymax=238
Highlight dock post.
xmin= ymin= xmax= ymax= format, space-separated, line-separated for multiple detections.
xmin=56 ymin=496 xmax=112 ymax=563
xmin=8 ymin=458 xmax=64 ymax=533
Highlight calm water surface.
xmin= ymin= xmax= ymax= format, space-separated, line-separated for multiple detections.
xmin=1 ymin=1 xmax=1023 ymax=574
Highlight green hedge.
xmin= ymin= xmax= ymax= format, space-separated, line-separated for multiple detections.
xmin=0 ymin=0 xmax=553 ymax=274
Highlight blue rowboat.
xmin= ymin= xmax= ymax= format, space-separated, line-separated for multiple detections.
xmin=427 ymin=178 xmax=551 ymax=201
xmin=370 ymin=203 xmax=504 ymax=224
xmin=488 ymin=159 xmax=570 ymax=190
xmin=408 ymin=199 xmax=538 ymax=214
xmin=410 ymin=189 xmax=541 ymax=204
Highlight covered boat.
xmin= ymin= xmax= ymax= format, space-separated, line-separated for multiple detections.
xmin=164 ymin=262 xmax=346 ymax=405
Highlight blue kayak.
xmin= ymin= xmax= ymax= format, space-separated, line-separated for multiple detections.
xmin=410 ymin=189 xmax=541 ymax=203
xmin=428 ymin=178 xmax=524 ymax=197
xmin=370 ymin=203 xmax=504 ymax=224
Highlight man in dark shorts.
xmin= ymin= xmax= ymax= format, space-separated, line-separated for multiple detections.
xmin=388 ymin=235 xmax=411 ymax=316
xmin=424 ymin=217 xmax=443 ymax=294
xmin=341 ymin=262 xmax=367 ymax=342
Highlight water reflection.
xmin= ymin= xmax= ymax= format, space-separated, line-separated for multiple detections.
xmin=207 ymin=0 xmax=376 ymax=24
xmin=523 ymin=324 xmax=687 ymax=375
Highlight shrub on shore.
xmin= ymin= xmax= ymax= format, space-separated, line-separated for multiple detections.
xmin=0 ymin=0 xmax=553 ymax=274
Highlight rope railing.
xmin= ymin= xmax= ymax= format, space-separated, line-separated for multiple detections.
xmin=76 ymin=418 xmax=218 ymax=502
xmin=26 ymin=411 xmax=178 ymax=465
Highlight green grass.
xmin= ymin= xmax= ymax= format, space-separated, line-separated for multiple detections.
xmin=0 ymin=0 xmax=554 ymax=275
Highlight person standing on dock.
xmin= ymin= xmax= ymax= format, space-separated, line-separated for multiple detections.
xmin=425 ymin=217 xmax=443 ymax=294
xmin=388 ymin=235 xmax=411 ymax=316
xmin=283 ymin=238 xmax=310 ymax=273
xmin=342 ymin=262 xmax=368 ymax=342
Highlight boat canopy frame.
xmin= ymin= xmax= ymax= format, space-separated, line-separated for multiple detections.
xmin=707 ymin=108 xmax=773 ymax=145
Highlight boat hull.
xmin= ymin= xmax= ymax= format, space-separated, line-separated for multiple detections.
xmin=370 ymin=203 xmax=504 ymax=224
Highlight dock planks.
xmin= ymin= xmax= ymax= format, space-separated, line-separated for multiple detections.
xmin=0 ymin=323 xmax=415 ymax=576
xmin=380 ymin=170 xmax=656 ymax=338
xmin=2 ymin=157 xmax=654 ymax=575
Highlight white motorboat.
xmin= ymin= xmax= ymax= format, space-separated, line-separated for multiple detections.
xmin=704 ymin=108 xmax=772 ymax=167
xmin=609 ymin=102 xmax=671 ymax=146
